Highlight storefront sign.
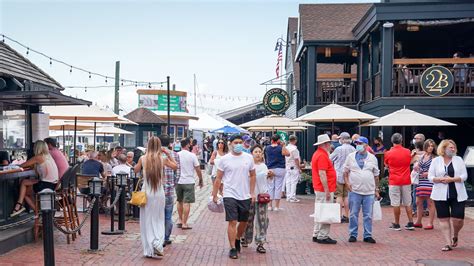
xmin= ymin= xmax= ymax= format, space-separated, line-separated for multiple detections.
xmin=420 ymin=66 xmax=454 ymax=97
xmin=263 ymin=88 xmax=290 ymax=114
xmin=138 ymin=94 xmax=187 ymax=112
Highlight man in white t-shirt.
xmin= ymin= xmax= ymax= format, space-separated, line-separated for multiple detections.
xmin=213 ymin=135 xmax=256 ymax=260
xmin=176 ymin=138 xmax=203 ymax=230
xmin=112 ymin=154 xmax=131 ymax=176
xmin=285 ymin=135 xmax=302 ymax=203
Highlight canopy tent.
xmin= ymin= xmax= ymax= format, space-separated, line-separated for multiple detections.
xmin=211 ymin=125 xmax=247 ymax=134
xmin=293 ymin=103 xmax=378 ymax=133
xmin=361 ymin=107 xmax=457 ymax=127
xmin=240 ymin=115 xmax=313 ymax=129
xmin=189 ymin=113 xmax=246 ymax=132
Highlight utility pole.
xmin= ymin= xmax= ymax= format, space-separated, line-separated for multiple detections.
xmin=114 ymin=61 xmax=120 ymax=142
xmin=193 ymin=74 xmax=197 ymax=115
xmin=167 ymin=76 xmax=171 ymax=135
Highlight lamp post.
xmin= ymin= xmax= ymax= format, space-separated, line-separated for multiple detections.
xmin=116 ymin=173 xmax=128 ymax=232
xmin=88 ymin=176 xmax=102 ymax=251
xmin=39 ymin=188 xmax=55 ymax=266
xmin=101 ymin=175 xmax=123 ymax=235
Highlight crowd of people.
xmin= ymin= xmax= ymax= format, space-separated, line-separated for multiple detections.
xmin=7 ymin=129 xmax=470 ymax=259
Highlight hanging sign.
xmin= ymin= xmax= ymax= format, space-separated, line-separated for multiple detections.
xmin=263 ymin=88 xmax=290 ymax=114
xmin=420 ymin=66 xmax=454 ymax=97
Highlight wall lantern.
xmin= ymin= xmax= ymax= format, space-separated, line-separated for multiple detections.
xmin=325 ymin=47 xmax=332 ymax=58
xmin=407 ymin=25 xmax=420 ymax=32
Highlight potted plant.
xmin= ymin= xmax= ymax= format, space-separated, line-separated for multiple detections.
xmin=298 ymin=172 xmax=314 ymax=195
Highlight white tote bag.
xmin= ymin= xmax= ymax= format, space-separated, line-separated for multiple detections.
xmin=373 ymin=199 xmax=383 ymax=221
xmin=410 ymin=170 xmax=419 ymax=185
xmin=314 ymin=203 xmax=341 ymax=224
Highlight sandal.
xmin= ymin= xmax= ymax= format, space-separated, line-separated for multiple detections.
xmin=441 ymin=245 xmax=452 ymax=252
xmin=256 ymin=244 xmax=266 ymax=254
xmin=182 ymin=225 xmax=193 ymax=230
xmin=424 ymin=225 xmax=434 ymax=230
xmin=452 ymin=237 xmax=458 ymax=247
xmin=10 ymin=202 xmax=26 ymax=218
xmin=241 ymin=238 xmax=248 ymax=248
xmin=176 ymin=223 xmax=182 ymax=228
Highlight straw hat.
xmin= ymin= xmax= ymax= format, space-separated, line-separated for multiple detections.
xmin=313 ymin=134 xmax=331 ymax=146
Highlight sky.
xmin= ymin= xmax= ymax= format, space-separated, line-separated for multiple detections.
xmin=1 ymin=0 xmax=377 ymax=115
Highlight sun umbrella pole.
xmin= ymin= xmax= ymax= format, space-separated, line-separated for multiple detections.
xmin=93 ymin=122 xmax=97 ymax=151
xmin=62 ymin=126 xmax=65 ymax=154
xmin=73 ymin=117 xmax=77 ymax=165
xmin=332 ymin=120 xmax=335 ymax=134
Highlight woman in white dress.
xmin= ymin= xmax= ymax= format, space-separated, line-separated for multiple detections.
xmin=134 ymin=136 xmax=177 ymax=258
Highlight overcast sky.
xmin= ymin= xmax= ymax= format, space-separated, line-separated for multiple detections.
xmin=1 ymin=0 xmax=377 ymax=115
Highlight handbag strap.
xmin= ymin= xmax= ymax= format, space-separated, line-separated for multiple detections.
xmin=134 ymin=174 xmax=142 ymax=192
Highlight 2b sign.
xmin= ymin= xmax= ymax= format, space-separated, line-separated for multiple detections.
xmin=420 ymin=66 xmax=454 ymax=97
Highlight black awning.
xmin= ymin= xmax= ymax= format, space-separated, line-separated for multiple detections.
xmin=0 ymin=90 xmax=91 ymax=107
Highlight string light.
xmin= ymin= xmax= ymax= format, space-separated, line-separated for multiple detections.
xmin=70 ymin=66 xmax=72 ymax=73
xmin=1 ymin=33 xmax=167 ymax=87
xmin=105 ymin=77 xmax=108 ymax=83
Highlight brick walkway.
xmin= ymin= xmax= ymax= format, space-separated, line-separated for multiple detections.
xmin=1 ymin=174 xmax=474 ymax=265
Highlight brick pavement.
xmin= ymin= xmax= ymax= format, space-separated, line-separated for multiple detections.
xmin=1 ymin=173 xmax=474 ymax=265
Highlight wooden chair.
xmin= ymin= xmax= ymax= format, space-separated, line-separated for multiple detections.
xmin=76 ymin=173 xmax=95 ymax=213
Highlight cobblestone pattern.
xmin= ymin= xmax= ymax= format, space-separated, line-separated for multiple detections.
xmin=1 ymin=172 xmax=474 ymax=265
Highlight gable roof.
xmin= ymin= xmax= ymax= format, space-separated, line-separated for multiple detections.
xmin=125 ymin=107 xmax=166 ymax=124
xmin=0 ymin=41 xmax=64 ymax=90
xmin=299 ymin=3 xmax=373 ymax=42
xmin=286 ymin=17 xmax=301 ymax=91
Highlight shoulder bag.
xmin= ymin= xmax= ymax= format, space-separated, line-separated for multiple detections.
xmin=129 ymin=174 xmax=147 ymax=207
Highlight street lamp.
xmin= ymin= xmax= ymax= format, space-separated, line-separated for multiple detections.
xmin=88 ymin=177 xmax=102 ymax=196
xmin=39 ymin=188 xmax=55 ymax=266
xmin=115 ymin=173 xmax=128 ymax=231
xmin=116 ymin=173 xmax=128 ymax=187
xmin=88 ymin=176 xmax=102 ymax=251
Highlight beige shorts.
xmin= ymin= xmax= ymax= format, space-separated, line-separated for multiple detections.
xmin=335 ymin=183 xmax=348 ymax=198
xmin=389 ymin=185 xmax=412 ymax=207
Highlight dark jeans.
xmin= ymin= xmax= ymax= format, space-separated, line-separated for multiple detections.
xmin=165 ymin=195 xmax=174 ymax=241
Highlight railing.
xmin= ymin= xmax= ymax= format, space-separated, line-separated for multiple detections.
xmin=392 ymin=58 xmax=474 ymax=97
xmin=316 ymin=80 xmax=357 ymax=104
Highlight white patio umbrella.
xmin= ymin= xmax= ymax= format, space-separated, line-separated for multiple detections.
xmin=240 ymin=115 xmax=313 ymax=129
xmin=247 ymin=126 xmax=308 ymax=132
xmin=362 ymin=107 xmax=456 ymax=127
xmin=293 ymin=103 xmax=378 ymax=133
xmin=82 ymin=126 xmax=134 ymax=135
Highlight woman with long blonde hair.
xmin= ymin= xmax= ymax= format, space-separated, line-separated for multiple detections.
xmin=10 ymin=140 xmax=59 ymax=217
xmin=134 ymin=136 xmax=177 ymax=258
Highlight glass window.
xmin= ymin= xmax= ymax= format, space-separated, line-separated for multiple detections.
xmin=169 ymin=126 xmax=176 ymax=140
xmin=177 ymin=126 xmax=184 ymax=139
xmin=124 ymin=132 xmax=136 ymax=148
xmin=0 ymin=107 xmax=26 ymax=150
xmin=142 ymin=131 xmax=157 ymax=147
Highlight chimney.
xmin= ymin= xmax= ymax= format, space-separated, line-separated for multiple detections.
xmin=172 ymin=84 xmax=176 ymax=91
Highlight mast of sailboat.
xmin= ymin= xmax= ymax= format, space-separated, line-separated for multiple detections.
xmin=193 ymin=74 xmax=197 ymax=115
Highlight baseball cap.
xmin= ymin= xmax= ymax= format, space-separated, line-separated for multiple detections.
xmin=338 ymin=132 xmax=351 ymax=139
xmin=354 ymin=136 xmax=369 ymax=144
xmin=242 ymin=135 xmax=251 ymax=142
xmin=229 ymin=134 xmax=243 ymax=142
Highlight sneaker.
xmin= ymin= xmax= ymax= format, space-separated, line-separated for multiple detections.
xmin=229 ymin=248 xmax=238 ymax=259
xmin=153 ymin=246 xmax=164 ymax=257
xmin=363 ymin=237 xmax=376 ymax=244
xmin=348 ymin=236 xmax=357 ymax=243
xmin=316 ymin=237 xmax=337 ymax=244
xmin=274 ymin=207 xmax=283 ymax=211
xmin=405 ymin=222 xmax=415 ymax=231
xmin=341 ymin=216 xmax=349 ymax=223
xmin=290 ymin=198 xmax=300 ymax=203
xmin=235 ymin=239 xmax=241 ymax=253
xmin=267 ymin=207 xmax=273 ymax=211
xmin=240 ymin=238 xmax=248 ymax=248
xmin=389 ymin=223 xmax=401 ymax=231
xmin=413 ymin=223 xmax=423 ymax=228
xmin=312 ymin=236 xmax=318 ymax=242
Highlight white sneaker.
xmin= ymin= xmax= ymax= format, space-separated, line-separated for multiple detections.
xmin=268 ymin=207 xmax=273 ymax=211
xmin=290 ymin=198 xmax=300 ymax=203
xmin=274 ymin=207 xmax=284 ymax=211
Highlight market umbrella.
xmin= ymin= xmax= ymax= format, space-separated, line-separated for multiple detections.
xmin=211 ymin=125 xmax=246 ymax=134
xmin=247 ymin=126 xmax=308 ymax=132
xmin=293 ymin=103 xmax=378 ymax=133
xmin=362 ymin=107 xmax=456 ymax=127
xmin=82 ymin=126 xmax=133 ymax=149
xmin=240 ymin=115 xmax=313 ymax=130
xmin=49 ymin=121 xmax=94 ymax=151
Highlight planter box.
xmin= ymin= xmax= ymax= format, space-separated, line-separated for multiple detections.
xmin=296 ymin=181 xmax=307 ymax=195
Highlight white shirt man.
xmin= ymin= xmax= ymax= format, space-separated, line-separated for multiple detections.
xmin=285 ymin=135 xmax=302 ymax=202
xmin=176 ymin=138 xmax=203 ymax=229
xmin=213 ymin=135 xmax=256 ymax=259
xmin=344 ymin=136 xmax=380 ymax=244
xmin=112 ymin=154 xmax=131 ymax=176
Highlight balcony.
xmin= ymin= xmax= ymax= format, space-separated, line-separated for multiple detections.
xmin=392 ymin=58 xmax=474 ymax=97
xmin=316 ymin=73 xmax=357 ymax=105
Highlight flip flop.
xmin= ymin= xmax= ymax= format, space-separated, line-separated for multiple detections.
xmin=182 ymin=225 xmax=193 ymax=230
xmin=176 ymin=223 xmax=182 ymax=228
xmin=452 ymin=237 xmax=458 ymax=247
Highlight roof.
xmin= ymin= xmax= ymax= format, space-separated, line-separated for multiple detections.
xmin=299 ymin=4 xmax=372 ymax=42
xmin=217 ymin=102 xmax=262 ymax=120
xmin=0 ymin=41 xmax=64 ymax=90
xmin=125 ymin=107 xmax=166 ymax=124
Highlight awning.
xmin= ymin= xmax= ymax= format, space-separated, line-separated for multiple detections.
xmin=0 ymin=90 xmax=91 ymax=107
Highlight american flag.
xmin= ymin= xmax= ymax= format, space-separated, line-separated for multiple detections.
xmin=275 ymin=41 xmax=283 ymax=79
